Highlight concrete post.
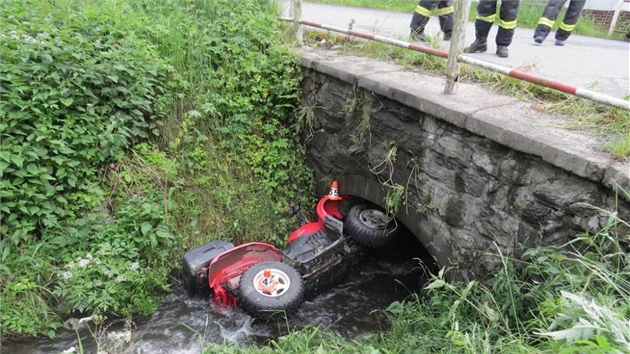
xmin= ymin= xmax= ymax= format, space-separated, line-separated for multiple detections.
xmin=294 ymin=0 xmax=303 ymax=45
xmin=444 ymin=0 xmax=472 ymax=94
xmin=608 ymin=0 xmax=624 ymax=36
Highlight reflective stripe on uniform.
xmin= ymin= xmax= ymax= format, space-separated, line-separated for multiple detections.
xmin=414 ymin=5 xmax=432 ymax=17
xmin=559 ymin=22 xmax=575 ymax=32
xmin=434 ymin=6 xmax=454 ymax=16
xmin=537 ymin=17 xmax=555 ymax=28
xmin=476 ymin=13 xmax=496 ymax=23
xmin=498 ymin=19 xmax=517 ymax=30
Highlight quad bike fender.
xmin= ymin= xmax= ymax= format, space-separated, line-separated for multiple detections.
xmin=288 ymin=196 xmax=345 ymax=243
xmin=208 ymin=242 xmax=283 ymax=287
xmin=207 ymin=242 xmax=283 ymax=306
xmin=316 ymin=196 xmax=343 ymax=225
xmin=287 ymin=222 xmax=320 ymax=243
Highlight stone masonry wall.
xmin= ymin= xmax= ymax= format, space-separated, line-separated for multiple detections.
xmin=583 ymin=10 xmax=630 ymax=32
xmin=299 ymin=49 xmax=630 ymax=281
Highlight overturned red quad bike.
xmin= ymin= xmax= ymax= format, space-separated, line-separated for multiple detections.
xmin=182 ymin=184 xmax=399 ymax=321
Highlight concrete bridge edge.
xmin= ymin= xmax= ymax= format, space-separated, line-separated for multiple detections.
xmin=298 ymin=48 xmax=630 ymax=202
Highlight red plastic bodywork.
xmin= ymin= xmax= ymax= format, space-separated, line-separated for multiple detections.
xmin=206 ymin=195 xmax=347 ymax=308
xmin=207 ymin=242 xmax=283 ymax=307
xmin=287 ymin=196 xmax=343 ymax=243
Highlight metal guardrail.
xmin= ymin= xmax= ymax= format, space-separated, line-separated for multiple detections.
xmin=280 ymin=1 xmax=630 ymax=112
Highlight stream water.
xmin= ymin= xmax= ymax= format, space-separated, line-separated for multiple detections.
xmin=3 ymin=229 xmax=433 ymax=354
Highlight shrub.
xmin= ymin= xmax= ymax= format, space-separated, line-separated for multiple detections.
xmin=0 ymin=0 xmax=174 ymax=254
xmin=51 ymin=197 xmax=174 ymax=317
xmin=0 ymin=0 xmax=177 ymax=337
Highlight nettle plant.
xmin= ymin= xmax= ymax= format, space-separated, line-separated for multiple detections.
xmin=52 ymin=197 xmax=175 ymax=316
xmin=0 ymin=7 xmax=173 ymax=256
xmin=56 ymin=249 xmax=152 ymax=315
xmin=0 ymin=1 xmax=181 ymax=336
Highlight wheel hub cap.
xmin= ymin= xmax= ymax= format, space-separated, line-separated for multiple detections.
xmin=252 ymin=268 xmax=291 ymax=297
xmin=359 ymin=209 xmax=387 ymax=230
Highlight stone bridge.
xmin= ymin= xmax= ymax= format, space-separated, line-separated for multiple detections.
xmin=298 ymin=48 xmax=630 ymax=280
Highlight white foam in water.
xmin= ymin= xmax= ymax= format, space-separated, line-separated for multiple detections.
xmin=219 ymin=317 xmax=261 ymax=344
xmin=134 ymin=341 xmax=201 ymax=354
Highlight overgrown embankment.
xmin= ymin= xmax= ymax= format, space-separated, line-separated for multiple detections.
xmin=0 ymin=0 xmax=313 ymax=338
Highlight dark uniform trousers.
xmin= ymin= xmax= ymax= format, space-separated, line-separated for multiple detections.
xmin=534 ymin=0 xmax=586 ymax=41
xmin=475 ymin=0 xmax=520 ymax=46
xmin=410 ymin=0 xmax=454 ymax=35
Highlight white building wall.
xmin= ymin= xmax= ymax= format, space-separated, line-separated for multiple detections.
xmin=584 ymin=0 xmax=629 ymax=11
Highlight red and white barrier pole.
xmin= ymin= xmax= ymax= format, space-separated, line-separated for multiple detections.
xmin=457 ymin=55 xmax=630 ymax=111
xmin=285 ymin=19 xmax=630 ymax=111
xmin=297 ymin=19 xmax=448 ymax=59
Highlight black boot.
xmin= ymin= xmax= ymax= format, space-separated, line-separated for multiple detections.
xmin=411 ymin=29 xmax=427 ymax=42
xmin=463 ymin=37 xmax=487 ymax=53
xmin=496 ymin=46 xmax=509 ymax=58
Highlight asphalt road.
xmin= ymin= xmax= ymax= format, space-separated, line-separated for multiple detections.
xmin=281 ymin=1 xmax=630 ymax=99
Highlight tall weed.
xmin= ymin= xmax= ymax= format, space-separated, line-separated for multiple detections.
xmin=376 ymin=198 xmax=630 ymax=353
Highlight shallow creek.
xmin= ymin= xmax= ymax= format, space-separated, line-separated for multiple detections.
xmin=4 ymin=230 xmax=431 ymax=353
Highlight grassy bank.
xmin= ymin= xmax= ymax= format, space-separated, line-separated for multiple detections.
xmin=1 ymin=0 xmax=313 ymax=339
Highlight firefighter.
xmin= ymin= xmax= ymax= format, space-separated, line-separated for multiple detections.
xmin=464 ymin=0 xmax=521 ymax=58
xmin=534 ymin=0 xmax=586 ymax=46
xmin=410 ymin=0 xmax=454 ymax=42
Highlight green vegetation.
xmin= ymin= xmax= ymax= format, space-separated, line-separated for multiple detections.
xmin=308 ymin=0 xmax=628 ymax=39
xmin=2 ymin=1 xmax=628 ymax=353
xmin=308 ymin=0 xmax=412 ymax=13
xmin=0 ymin=0 xmax=313 ymax=338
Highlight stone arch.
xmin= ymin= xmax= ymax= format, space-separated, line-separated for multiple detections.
xmin=301 ymin=53 xmax=629 ymax=282
xmin=323 ymin=174 xmax=450 ymax=274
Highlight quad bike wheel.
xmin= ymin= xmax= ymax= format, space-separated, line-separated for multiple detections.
xmin=345 ymin=203 xmax=398 ymax=248
xmin=238 ymin=261 xmax=304 ymax=321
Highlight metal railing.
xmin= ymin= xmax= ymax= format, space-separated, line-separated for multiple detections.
xmin=280 ymin=0 xmax=630 ymax=112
